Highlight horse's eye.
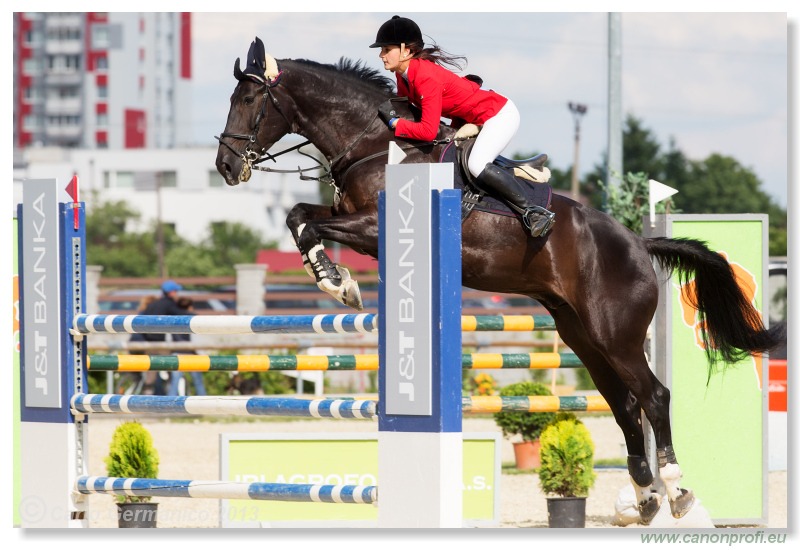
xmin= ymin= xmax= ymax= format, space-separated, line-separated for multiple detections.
xmin=244 ymin=96 xmax=255 ymax=106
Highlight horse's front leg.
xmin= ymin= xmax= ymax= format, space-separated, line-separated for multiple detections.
xmin=286 ymin=203 xmax=378 ymax=311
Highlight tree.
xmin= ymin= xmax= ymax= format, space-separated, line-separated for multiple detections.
xmin=85 ymin=194 xmax=160 ymax=277
xmin=620 ymin=115 xmax=665 ymax=179
xmin=673 ymin=154 xmax=775 ymax=213
xmin=599 ymin=171 xmax=676 ymax=235
xmin=672 ymin=154 xmax=787 ymax=256
xmin=576 ymin=115 xmax=786 ymax=255
xmin=86 ymin=195 xmax=277 ymax=277
xmin=582 ymin=115 xmax=667 ymax=209
xmin=660 ymin=138 xmax=691 ymax=192
xmin=165 ymin=222 xmax=276 ymax=277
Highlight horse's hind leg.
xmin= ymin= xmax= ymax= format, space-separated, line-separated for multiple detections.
xmin=604 ymin=351 xmax=695 ymax=519
xmin=598 ymin=333 xmax=694 ymax=518
xmin=550 ymin=307 xmax=663 ymax=524
xmin=597 ymin=345 xmax=695 ymax=519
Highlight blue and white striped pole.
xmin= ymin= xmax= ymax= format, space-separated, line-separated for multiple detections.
xmin=70 ymin=394 xmax=378 ymax=419
xmin=73 ymin=313 xmax=379 ymax=335
xmin=76 ymin=476 xmax=377 ymax=504
xmin=378 ymin=148 xmax=463 ymax=528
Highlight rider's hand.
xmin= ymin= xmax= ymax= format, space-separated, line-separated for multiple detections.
xmin=378 ymin=100 xmax=399 ymax=129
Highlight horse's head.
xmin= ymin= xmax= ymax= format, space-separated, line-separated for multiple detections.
xmin=216 ymin=37 xmax=293 ymax=186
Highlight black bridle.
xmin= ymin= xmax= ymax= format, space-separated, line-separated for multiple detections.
xmin=215 ymin=75 xmax=383 ymax=186
xmin=215 ymin=79 xmax=315 ymax=174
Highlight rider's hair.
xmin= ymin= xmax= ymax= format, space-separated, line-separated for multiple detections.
xmin=407 ymin=41 xmax=467 ymax=72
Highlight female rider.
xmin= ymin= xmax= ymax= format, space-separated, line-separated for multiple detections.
xmin=370 ymin=15 xmax=554 ymax=237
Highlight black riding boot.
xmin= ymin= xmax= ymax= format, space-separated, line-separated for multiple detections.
xmin=476 ymin=163 xmax=556 ymax=237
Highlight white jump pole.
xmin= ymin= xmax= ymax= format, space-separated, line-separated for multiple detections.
xmin=377 ymin=144 xmax=463 ymax=527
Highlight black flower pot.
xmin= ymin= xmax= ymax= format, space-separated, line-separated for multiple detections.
xmin=117 ymin=502 xmax=158 ymax=528
xmin=546 ymin=496 xmax=586 ymax=528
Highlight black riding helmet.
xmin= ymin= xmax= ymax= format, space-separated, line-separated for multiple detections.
xmin=370 ymin=15 xmax=422 ymax=48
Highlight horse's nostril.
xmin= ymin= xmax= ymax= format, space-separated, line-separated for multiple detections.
xmin=218 ymin=161 xmax=233 ymax=179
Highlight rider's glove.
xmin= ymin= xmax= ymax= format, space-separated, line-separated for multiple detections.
xmin=378 ymin=100 xmax=399 ymax=129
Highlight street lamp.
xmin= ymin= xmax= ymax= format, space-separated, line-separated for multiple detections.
xmin=568 ymin=102 xmax=588 ymax=201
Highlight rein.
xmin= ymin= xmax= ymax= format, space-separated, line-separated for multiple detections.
xmin=250 ymin=109 xmax=383 ymax=185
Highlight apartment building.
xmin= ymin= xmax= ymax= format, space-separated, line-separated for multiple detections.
xmin=13 ymin=12 xmax=192 ymax=149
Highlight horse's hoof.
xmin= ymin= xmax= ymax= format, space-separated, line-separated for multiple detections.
xmin=318 ymin=274 xmax=363 ymax=311
xmin=334 ymin=266 xmax=363 ymax=311
xmin=341 ymin=279 xmax=363 ymax=311
xmin=638 ymin=492 xmax=662 ymax=525
xmin=669 ymin=488 xmax=695 ymax=518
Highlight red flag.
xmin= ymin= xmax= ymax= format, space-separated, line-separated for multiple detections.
xmin=65 ymin=174 xmax=78 ymax=202
xmin=66 ymin=175 xmax=79 ymax=229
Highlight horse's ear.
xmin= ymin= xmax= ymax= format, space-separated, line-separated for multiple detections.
xmin=241 ymin=37 xmax=269 ymax=84
xmin=233 ymin=57 xmax=244 ymax=81
xmin=250 ymin=37 xmax=266 ymax=71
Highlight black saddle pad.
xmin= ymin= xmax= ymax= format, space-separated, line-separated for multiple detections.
xmin=439 ymin=141 xmax=552 ymax=218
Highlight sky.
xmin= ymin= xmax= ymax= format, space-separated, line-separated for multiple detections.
xmin=190 ymin=9 xmax=789 ymax=207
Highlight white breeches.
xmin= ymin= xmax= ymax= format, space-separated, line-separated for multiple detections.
xmin=467 ymin=99 xmax=521 ymax=178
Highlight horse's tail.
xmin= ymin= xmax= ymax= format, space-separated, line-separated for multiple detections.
xmin=645 ymin=237 xmax=784 ymax=366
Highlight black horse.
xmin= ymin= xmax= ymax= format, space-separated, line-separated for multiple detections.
xmin=216 ymin=38 xmax=781 ymax=524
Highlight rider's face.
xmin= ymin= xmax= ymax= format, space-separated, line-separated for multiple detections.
xmin=379 ymin=44 xmax=410 ymax=73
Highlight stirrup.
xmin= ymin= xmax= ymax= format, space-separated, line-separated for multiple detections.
xmin=522 ymin=205 xmax=555 ymax=237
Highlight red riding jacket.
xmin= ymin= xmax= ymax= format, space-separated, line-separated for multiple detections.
xmin=393 ymin=58 xmax=508 ymax=141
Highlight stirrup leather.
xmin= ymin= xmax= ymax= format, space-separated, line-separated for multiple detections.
xmin=522 ymin=205 xmax=556 ymax=238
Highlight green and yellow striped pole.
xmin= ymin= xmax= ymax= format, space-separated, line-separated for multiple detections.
xmin=88 ymin=352 xmax=582 ymax=372
xmin=461 ymin=314 xmax=556 ymax=332
xmin=463 ymin=395 xmax=610 ymax=413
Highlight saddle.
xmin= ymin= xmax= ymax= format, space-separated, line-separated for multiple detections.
xmin=440 ymin=125 xmax=553 ymax=223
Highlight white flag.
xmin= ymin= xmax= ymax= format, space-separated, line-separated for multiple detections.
xmin=649 ymin=179 xmax=678 ymax=227
xmin=387 ymin=141 xmax=407 ymax=165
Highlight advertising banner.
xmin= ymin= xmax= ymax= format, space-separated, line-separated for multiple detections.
xmin=220 ymin=432 xmax=499 ymax=527
xmin=667 ymin=216 xmax=767 ymax=523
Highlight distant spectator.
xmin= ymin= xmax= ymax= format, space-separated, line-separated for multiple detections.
xmin=138 ymin=280 xmax=189 ymax=395
xmin=168 ymin=297 xmax=206 ymax=396
xmin=121 ymin=295 xmax=158 ymax=394
xmin=128 ymin=295 xmax=157 ymax=353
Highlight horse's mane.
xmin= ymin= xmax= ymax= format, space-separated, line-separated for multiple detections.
xmin=292 ymin=57 xmax=395 ymax=94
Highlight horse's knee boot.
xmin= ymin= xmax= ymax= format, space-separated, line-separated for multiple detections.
xmin=627 ymin=455 xmax=654 ymax=487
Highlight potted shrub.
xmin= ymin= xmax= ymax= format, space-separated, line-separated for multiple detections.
xmin=493 ymin=381 xmax=555 ymax=469
xmin=538 ymin=417 xmax=596 ymax=528
xmin=105 ymin=421 xmax=160 ymax=528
